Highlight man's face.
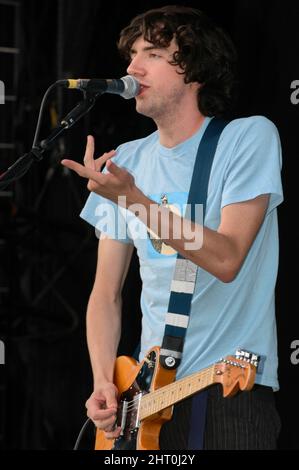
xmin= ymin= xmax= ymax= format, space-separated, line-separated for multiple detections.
xmin=126 ymin=36 xmax=197 ymax=121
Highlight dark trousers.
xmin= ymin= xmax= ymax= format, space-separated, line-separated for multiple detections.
xmin=159 ymin=384 xmax=281 ymax=450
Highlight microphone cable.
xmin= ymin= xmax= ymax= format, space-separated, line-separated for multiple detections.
xmin=32 ymin=82 xmax=64 ymax=149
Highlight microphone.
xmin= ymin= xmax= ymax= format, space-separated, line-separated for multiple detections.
xmin=57 ymin=75 xmax=140 ymax=99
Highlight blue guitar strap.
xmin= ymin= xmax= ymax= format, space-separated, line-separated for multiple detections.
xmin=159 ymin=117 xmax=229 ymax=450
xmin=160 ymin=117 xmax=229 ymax=369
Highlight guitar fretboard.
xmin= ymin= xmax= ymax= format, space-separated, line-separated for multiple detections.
xmin=139 ymin=364 xmax=215 ymax=420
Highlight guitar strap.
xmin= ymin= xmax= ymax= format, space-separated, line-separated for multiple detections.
xmin=159 ymin=117 xmax=229 ymax=450
xmin=160 ymin=117 xmax=229 ymax=369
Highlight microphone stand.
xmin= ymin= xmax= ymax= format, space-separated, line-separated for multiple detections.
xmin=0 ymin=92 xmax=100 ymax=190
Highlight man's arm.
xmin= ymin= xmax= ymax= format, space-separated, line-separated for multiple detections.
xmin=61 ymin=143 xmax=270 ymax=284
xmin=87 ymin=233 xmax=134 ymax=386
xmin=131 ymin=191 xmax=270 ymax=283
xmin=85 ymin=233 xmax=134 ymax=436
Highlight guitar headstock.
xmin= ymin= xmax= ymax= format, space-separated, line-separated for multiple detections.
xmin=214 ymin=350 xmax=259 ymax=397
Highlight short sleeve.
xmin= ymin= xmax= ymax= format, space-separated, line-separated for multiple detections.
xmin=80 ymin=192 xmax=133 ymax=244
xmin=221 ymin=116 xmax=283 ymax=213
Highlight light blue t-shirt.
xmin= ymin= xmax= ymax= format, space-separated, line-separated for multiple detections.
xmin=80 ymin=116 xmax=283 ymax=390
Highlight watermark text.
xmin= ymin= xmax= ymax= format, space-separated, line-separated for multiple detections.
xmin=290 ymin=80 xmax=299 ymax=104
xmin=290 ymin=339 xmax=299 ymax=365
xmin=94 ymin=198 xmax=203 ymax=251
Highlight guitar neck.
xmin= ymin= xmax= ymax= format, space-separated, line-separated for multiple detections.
xmin=139 ymin=364 xmax=216 ymax=420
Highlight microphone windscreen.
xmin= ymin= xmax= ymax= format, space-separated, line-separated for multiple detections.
xmin=120 ymin=75 xmax=140 ymax=99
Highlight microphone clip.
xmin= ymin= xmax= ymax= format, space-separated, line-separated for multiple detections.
xmin=60 ymin=93 xmax=98 ymax=129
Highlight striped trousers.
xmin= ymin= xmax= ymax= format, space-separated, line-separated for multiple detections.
xmin=159 ymin=384 xmax=281 ymax=450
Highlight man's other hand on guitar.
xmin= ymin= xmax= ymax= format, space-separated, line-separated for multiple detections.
xmin=85 ymin=383 xmax=121 ymax=439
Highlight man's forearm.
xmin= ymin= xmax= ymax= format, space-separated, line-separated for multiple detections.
xmin=126 ymin=188 xmax=238 ymax=282
xmin=86 ymin=291 xmax=122 ymax=387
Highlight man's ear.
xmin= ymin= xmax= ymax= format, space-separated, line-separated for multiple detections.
xmin=189 ymin=81 xmax=203 ymax=92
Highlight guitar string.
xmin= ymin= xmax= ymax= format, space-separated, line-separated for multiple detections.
xmin=122 ymin=367 xmax=214 ymax=413
xmin=139 ymin=368 xmax=215 ymax=416
xmin=122 ymin=361 xmax=248 ymax=414
xmin=124 ymin=367 xmax=214 ymax=412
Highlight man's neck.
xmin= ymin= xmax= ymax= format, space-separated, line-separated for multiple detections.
xmin=157 ymin=110 xmax=206 ymax=148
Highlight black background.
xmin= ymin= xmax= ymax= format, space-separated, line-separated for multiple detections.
xmin=0 ymin=0 xmax=298 ymax=450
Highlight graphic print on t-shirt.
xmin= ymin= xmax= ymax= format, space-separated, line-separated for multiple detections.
xmin=146 ymin=192 xmax=188 ymax=258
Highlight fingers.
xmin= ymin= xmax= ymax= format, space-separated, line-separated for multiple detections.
xmin=89 ymin=405 xmax=119 ymax=436
xmin=61 ymin=153 xmax=128 ymax=201
xmin=87 ymin=408 xmax=116 ymax=422
xmin=83 ymin=135 xmax=95 ymax=168
xmin=87 ymin=400 xmax=118 ymax=433
xmin=61 ymin=156 xmax=115 ymax=180
xmin=96 ymin=415 xmax=116 ymax=429
xmin=61 ymin=159 xmax=91 ymax=178
xmin=85 ymin=385 xmax=119 ymax=436
xmin=105 ymin=159 xmax=123 ymax=177
xmin=105 ymin=426 xmax=122 ymax=440
xmin=83 ymin=135 xmax=116 ymax=173
xmin=62 ymin=131 xmax=117 ymax=178
xmin=87 ymin=397 xmax=116 ymax=416
xmin=94 ymin=150 xmax=116 ymax=172
xmin=61 ymin=159 xmax=101 ymax=182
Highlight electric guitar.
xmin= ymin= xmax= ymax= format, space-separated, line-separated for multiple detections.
xmin=95 ymin=346 xmax=259 ymax=450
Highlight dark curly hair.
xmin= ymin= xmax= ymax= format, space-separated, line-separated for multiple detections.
xmin=118 ymin=5 xmax=238 ymax=117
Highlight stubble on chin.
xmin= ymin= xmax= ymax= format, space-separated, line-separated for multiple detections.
xmin=135 ymin=98 xmax=157 ymax=119
xmin=136 ymin=85 xmax=186 ymax=121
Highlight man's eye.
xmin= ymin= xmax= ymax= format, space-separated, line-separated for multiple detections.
xmin=149 ymin=53 xmax=160 ymax=58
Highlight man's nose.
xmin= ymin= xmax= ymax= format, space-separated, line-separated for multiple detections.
xmin=127 ymin=56 xmax=145 ymax=77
